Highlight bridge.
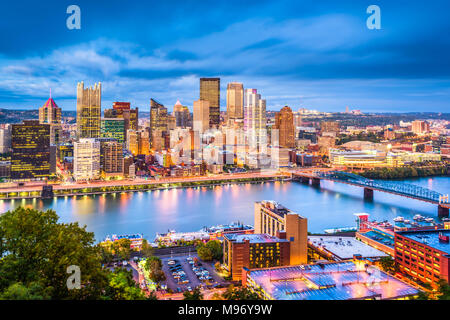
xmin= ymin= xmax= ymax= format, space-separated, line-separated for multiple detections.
xmin=292 ymin=170 xmax=450 ymax=217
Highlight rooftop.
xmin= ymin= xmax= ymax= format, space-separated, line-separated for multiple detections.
xmin=247 ymin=261 xmax=419 ymax=300
xmin=308 ymin=236 xmax=388 ymax=260
xmin=259 ymin=200 xmax=302 ymax=218
xmin=397 ymin=229 xmax=450 ymax=255
xmin=224 ymin=233 xmax=289 ymax=244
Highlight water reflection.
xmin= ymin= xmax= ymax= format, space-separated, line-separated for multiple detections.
xmin=0 ymin=176 xmax=448 ymax=242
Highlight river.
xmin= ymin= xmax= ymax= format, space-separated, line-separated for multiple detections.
xmin=0 ymin=176 xmax=448 ymax=241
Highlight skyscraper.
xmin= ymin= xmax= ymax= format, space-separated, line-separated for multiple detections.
xmin=150 ymin=99 xmax=168 ymax=149
xmin=226 ymin=82 xmax=244 ymax=120
xmin=274 ymin=106 xmax=295 ymax=148
xmin=200 ymin=78 xmax=220 ymax=127
xmin=39 ymin=92 xmax=62 ymax=145
xmin=101 ymin=118 xmax=125 ymax=144
xmin=100 ymin=140 xmax=123 ymax=178
xmin=173 ymin=100 xmax=191 ymax=128
xmin=73 ymin=138 xmax=100 ymax=181
xmin=76 ymin=82 xmax=101 ymax=138
xmin=11 ymin=120 xmax=51 ymax=180
xmin=193 ymin=99 xmax=210 ymax=134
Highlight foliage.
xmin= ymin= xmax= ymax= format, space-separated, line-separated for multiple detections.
xmin=103 ymin=268 xmax=147 ymax=300
xmin=437 ymin=279 xmax=450 ymax=300
xmin=196 ymin=240 xmax=223 ymax=262
xmin=196 ymin=245 xmax=213 ymax=261
xmin=141 ymin=239 xmax=154 ymax=258
xmin=144 ymin=256 xmax=166 ymax=284
xmin=378 ymin=256 xmax=396 ymax=274
xmin=0 ymin=207 xmax=147 ymax=300
xmin=359 ymin=164 xmax=448 ymax=180
xmin=222 ymin=285 xmax=260 ymax=300
xmin=183 ymin=287 xmax=203 ymax=300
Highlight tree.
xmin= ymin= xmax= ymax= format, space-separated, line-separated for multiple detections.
xmin=379 ymin=256 xmax=396 ymax=274
xmin=222 ymin=285 xmax=260 ymax=300
xmin=103 ymin=268 xmax=147 ymax=300
xmin=437 ymin=279 xmax=450 ymax=300
xmin=0 ymin=207 xmax=109 ymax=299
xmin=144 ymin=256 xmax=166 ymax=284
xmin=140 ymin=239 xmax=154 ymax=258
xmin=183 ymin=287 xmax=203 ymax=300
xmin=0 ymin=282 xmax=51 ymax=300
xmin=113 ymin=238 xmax=132 ymax=261
xmin=197 ymin=245 xmax=213 ymax=261
xmin=206 ymin=240 xmax=223 ymax=261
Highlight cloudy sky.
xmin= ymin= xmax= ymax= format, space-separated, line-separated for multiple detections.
xmin=1 ymin=0 xmax=450 ymax=113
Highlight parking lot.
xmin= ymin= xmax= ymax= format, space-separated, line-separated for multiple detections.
xmin=160 ymin=254 xmax=228 ymax=293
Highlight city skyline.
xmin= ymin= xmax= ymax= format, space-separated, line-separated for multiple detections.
xmin=1 ymin=1 xmax=450 ymax=113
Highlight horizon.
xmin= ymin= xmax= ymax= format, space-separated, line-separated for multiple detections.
xmin=1 ymin=1 xmax=450 ymax=113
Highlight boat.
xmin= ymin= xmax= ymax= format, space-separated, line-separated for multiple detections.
xmin=413 ymin=214 xmax=424 ymax=221
xmin=442 ymin=218 xmax=450 ymax=222
xmin=425 ymin=218 xmax=434 ymax=223
xmin=393 ymin=216 xmax=404 ymax=222
xmin=404 ymin=220 xmax=411 ymax=224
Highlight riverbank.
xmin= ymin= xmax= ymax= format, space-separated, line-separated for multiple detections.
xmin=0 ymin=173 xmax=290 ymax=200
xmin=357 ymin=164 xmax=449 ymax=180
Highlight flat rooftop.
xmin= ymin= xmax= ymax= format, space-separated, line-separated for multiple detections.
xmin=259 ymin=200 xmax=304 ymax=219
xmin=308 ymin=236 xmax=388 ymax=260
xmin=224 ymin=233 xmax=289 ymax=244
xmin=359 ymin=230 xmax=395 ymax=248
xmin=247 ymin=261 xmax=419 ymax=300
xmin=397 ymin=229 xmax=450 ymax=255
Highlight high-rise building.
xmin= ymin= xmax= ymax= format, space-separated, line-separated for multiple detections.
xmin=101 ymin=118 xmax=125 ymax=144
xmin=100 ymin=140 xmax=123 ymax=178
xmin=244 ymin=89 xmax=267 ymax=167
xmin=126 ymin=129 xmax=150 ymax=156
xmin=76 ymin=82 xmax=101 ymax=138
xmin=0 ymin=125 xmax=12 ymax=154
xmin=193 ymin=99 xmax=210 ymax=134
xmin=39 ymin=93 xmax=62 ymax=145
xmin=11 ymin=120 xmax=51 ymax=180
xmin=173 ymin=100 xmax=191 ymax=128
xmin=273 ymin=106 xmax=295 ymax=148
xmin=226 ymin=82 xmax=244 ymax=120
xmin=150 ymin=99 xmax=168 ymax=149
xmin=411 ymin=120 xmax=430 ymax=135
xmin=200 ymin=78 xmax=220 ymax=127
xmin=73 ymin=138 xmax=100 ymax=181
xmin=254 ymin=200 xmax=308 ymax=265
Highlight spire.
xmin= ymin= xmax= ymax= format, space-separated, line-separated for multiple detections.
xmin=50 ymin=88 xmax=52 ymax=99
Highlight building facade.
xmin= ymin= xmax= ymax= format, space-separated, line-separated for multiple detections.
xmin=273 ymin=106 xmax=295 ymax=148
xmin=200 ymin=78 xmax=220 ymax=127
xmin=101 ymin=118 xmax=125 ymax=144
xmin=254 ymin=200 xmax=308 ymax=265
xmin=73 ymin=138 xmax=100 ymax=181
xmin=76 ymin=82 xmax=101 ymax=138
xmin=226 ymin=82 xmax=244 ymax=120
xmin=11 ymin=120 xmax=51 ymax=180
xmin=223 ymin=233 xmax=290 ymax=281
xmin=193 ymin=99 xmax=210 ymax=134
xmin=39 ymin=95 xmax=62 ymax=145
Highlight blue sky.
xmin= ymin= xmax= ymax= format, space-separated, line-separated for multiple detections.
xmin=1 ymin=0 xmax=450 ymax=113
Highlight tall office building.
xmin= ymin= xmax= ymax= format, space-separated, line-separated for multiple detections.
xmin=103 ymin=102 xmax=139 ymax=142
xmin=0 ymin=125 xmax=12 ymax=154
xmin=193 ymin=99 xmax=210 ymax=134
xmin=150 ymin=99 xmax=168 ymax=149
xmin=39 ymin=93 xmax=62 ymax=145
xmin=173 ymin=100 xmax=191 ymax=128
xmin=73 ymin=138 xmax=100 ymax=181
xmin=100 ymin=140 xmax=123 ymax=178
xmin=273 ymin=106 xmax=295 ymax=148
xmin=254 ymin=200 xmax=308 ymax=265
xmin=320 ymin=121 xmax=340 ymax=135
xmin=244 ymin=89 xmax=267 ymax=167
xmin=11 ymin=120 xmax=51 ymax=180
xmin=101 ymin=118 xmax=125 ymax=144
xmin=76 ymin=82 xmax=101 ymax=138
xmin=226 ymin=82 xmax=244 ymax=120
xmin=200 ymin=78 xmax=220 ymax=127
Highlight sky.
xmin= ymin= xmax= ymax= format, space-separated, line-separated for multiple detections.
xmin=1 ymin=0 xmax=450 ymax=113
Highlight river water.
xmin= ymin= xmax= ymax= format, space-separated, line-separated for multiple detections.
xmin=0 ymin=176 xmax=448 ymax=241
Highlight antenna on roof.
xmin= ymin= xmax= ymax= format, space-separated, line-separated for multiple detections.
xmin=50 ymin=88 xmax=52 ymax=99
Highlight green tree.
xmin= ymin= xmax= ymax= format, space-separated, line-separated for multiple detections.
xmin=140 ymin=239 xmax=154 ymax=258
xmin=113 ymin=238 xmax=132 ymax=261
xmin=0 ymin=207 xmax=109 ymax=299
xmin=206 ymin=240 xmax=223 ymax=261
xmin=197 ymin=245 xmax=213 ymax=261
xmin=183 ymin=287 xmax=203 ymax=300
xmin=103 ymin=268 xmax=147 ymax=300
xmin=0 ymin=282 xmax=51 ymax=300
xmin=379 ymin=256 xmax=396 ymax=274
xmin=437 ymin=279 xmax=450 ymax=300
xmin=144 ymin=256 xmax=166 ymax=284
xmin=222 ymin=285 xmax=260 ymax=300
